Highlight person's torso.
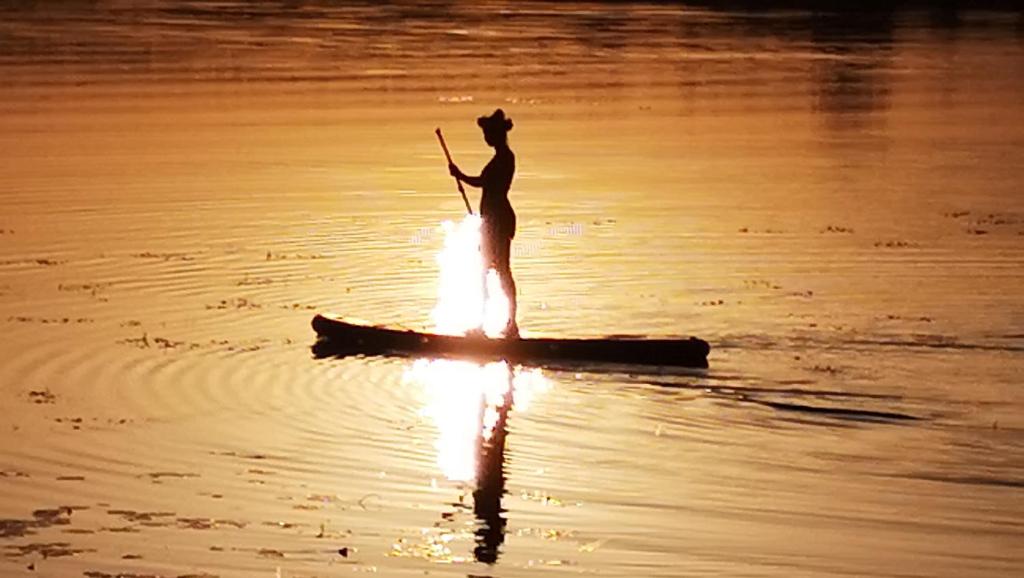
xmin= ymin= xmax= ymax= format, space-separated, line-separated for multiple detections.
xmin=480 ymin=149 xmax=515 ymax=216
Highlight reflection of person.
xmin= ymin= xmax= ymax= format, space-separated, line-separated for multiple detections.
xmin=472 ymin=365 xmax=514 ymax=564
xmin=448 ymin=109 xmax=519 ymax=338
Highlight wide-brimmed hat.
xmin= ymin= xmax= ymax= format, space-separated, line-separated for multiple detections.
xmin=477 ymin=109 xmax=513 ymax=132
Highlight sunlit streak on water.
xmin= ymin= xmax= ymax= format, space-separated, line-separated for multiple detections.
xmin=404 ymin=359 xmax=550 ymax=482
xmin=429 ymin=216 xmax=510 ymax=337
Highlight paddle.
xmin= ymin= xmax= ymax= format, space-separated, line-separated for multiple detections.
xmin=435 ymin=128 xmax=473 ymax=215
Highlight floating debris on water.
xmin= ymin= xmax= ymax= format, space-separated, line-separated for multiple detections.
xmin=744 ymin=279 xmax=783 ymax=290
xmin=5 ymin=541 xmax=95 ymax=558
xmin=874 ymin=240 xmax=919 ymax=248
xmin=738 ymin=227 xmax=785 ymax=234
xmin=176 ymin=517 xmax=246 ymax=531
xmin=107 ymin=510 xmax=176 ymax=524
xmin=144 ymin=472 xmax=200 ymax=481
xmin=236 ymin=275 xmax=274 ymax=286
xmin=132 ymin=251 xmax=195 ymax=261
xmin=821 ymin=225 xmax=854 ymax=234
xmin=0 ymin=469 xmax=29 ymax=478
xmin=264 ymin=251 xmax=326 ymax=261
xmin=205 ymin=297 xmax=261 ymax=310
xmin=9 ymin=316 xmax=93 ymax=324
xmin=27 ymin=389 xmax=56 ymax=404
xmin=0 ymin=258 xmax=66 ymax=266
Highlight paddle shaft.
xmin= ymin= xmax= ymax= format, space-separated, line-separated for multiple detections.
xmin=435 ymin=128 xmax=473 ymax=215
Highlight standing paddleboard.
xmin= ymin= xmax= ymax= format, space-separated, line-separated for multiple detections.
xmin=311 ymin=313 xmax=710 ymax=368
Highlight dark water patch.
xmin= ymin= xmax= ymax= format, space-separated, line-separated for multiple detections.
xmin=264 ymin=251 xmax=328 ymax=261
xmin=211 ymin=450 xmax=282 ymax=461
xmin=131 ymin=251 xmax=195 ymax=262
xmin=115 ymin=334 xmax=275 ymax=353
xmin=117 ymin=334 xmax=202 ymax=350
xmin=874 ymin=239 xmax=919 ymax=248
xmin=716 ymin=332 xmax=1024 ymax=353
xmin=0 ymin=507 xmax=75 ymax=539
xmin=56 ymin=476 xmax=86 ymax=482
xmin=737 ymin=227 xmax=786 ymax=234
xmin=646 ymin=380 xmax=903 ymax=401
xmin=877 ymin=314 xmax=934 ymax=323
xmin=743 ymin=398 xmax=921 ymax=422
xmin=83 ymin=569 xmax=220 ymax=573
xmin=261 ymin=521 xmax=303 ymax=530
xmin=205 ymin=298 xmax=261 ymax=310
xmin=83 ymin=572 xmax=163 ymax=578
xmin=0 ymin=258 xmax=66 ymax=267
xmin=807 ymin=364 xmax=842 ymax=374
xmin=58 ymin=282 xmax=112 ymax=298
xmin=0 ymin=470 xmax=29 ymax=478
xmin=902 ymin=473 xmax=1024 ymax=490
xmin=101 ymin=526 xmax=140 ymax=534
xmin=55 ymin=417 xmax=135 ymax=430
xmin=225 ymin=545 xmax=319 ymax=559
xmin=821 ymin=225 xmax=854 ymax=234
xmin=849 ymin=337 xmax=1024 ymax=353
xmin=175 ymin=518 xmax=246 ymax=531
xmin=971 ymin=212 xmax=1021 ymax=227
xmin=0 ymin=520 xmax=33 ymax=539
xmin=279 ymin=302 xmax=318 ymax=311
xmin=8 ymin=316 xmax=94 ymax=325
xmin=4 ymin=541 xmax=94 ymax=558
xmin=743 ymin=279 xmax=783 ymax=290
xmin=143 ymin=472 xmax=199 ymax=482
xmin=107 ymin=510 xmax=176 ymax=524
xmin=235 ymin=275 xmax=274 ymax=286
xmin=27 ymin=389 xmax=56 ymax=404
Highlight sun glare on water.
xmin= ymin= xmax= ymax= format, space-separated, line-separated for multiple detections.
xmin=430 ymin=215 xmax=509 ymax=338
xmin=401 ymin=216 xmax=551 ymax=481
xmin=404 ymin=359 xmax=550 ymax=482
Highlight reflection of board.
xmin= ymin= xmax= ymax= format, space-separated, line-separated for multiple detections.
xmin=311 ymin=313 xmax=710 ymax=368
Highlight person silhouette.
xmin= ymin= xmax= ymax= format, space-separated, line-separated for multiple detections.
xmin=449 ymin=109 xmax=519 ymax=338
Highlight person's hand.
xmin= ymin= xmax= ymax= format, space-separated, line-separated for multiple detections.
xmin=448 ymin=163 xmax=460 ymax=179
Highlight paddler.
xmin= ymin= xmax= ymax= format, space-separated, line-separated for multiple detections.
xmin=448 ymin=109 xmax=519 ymax=338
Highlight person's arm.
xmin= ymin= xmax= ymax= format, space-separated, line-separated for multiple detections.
xmin=450 ymin=163 xmax=483 ymax=188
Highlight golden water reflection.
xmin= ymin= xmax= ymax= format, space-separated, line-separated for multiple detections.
xmin=403 ymin=358 xmax=551 ymax=563
xmin=430 ymin=216 xmax=511 ymax=338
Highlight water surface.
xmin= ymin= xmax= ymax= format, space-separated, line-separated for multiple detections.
xmin=1 ymin=2 xmax=1022 ymax=577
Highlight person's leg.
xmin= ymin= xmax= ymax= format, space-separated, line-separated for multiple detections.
xmin=474 ymin=221 xmax=494 ymax=335
xmin=495 ymin=236 xmax=518 ymax=337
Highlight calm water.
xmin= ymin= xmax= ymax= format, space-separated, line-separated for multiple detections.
xmin=1 ymin=2 xmax=1023 ymax=576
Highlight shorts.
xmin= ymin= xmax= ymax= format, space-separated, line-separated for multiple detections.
xmin=481 ymin=207 xmax=515 ymax=269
